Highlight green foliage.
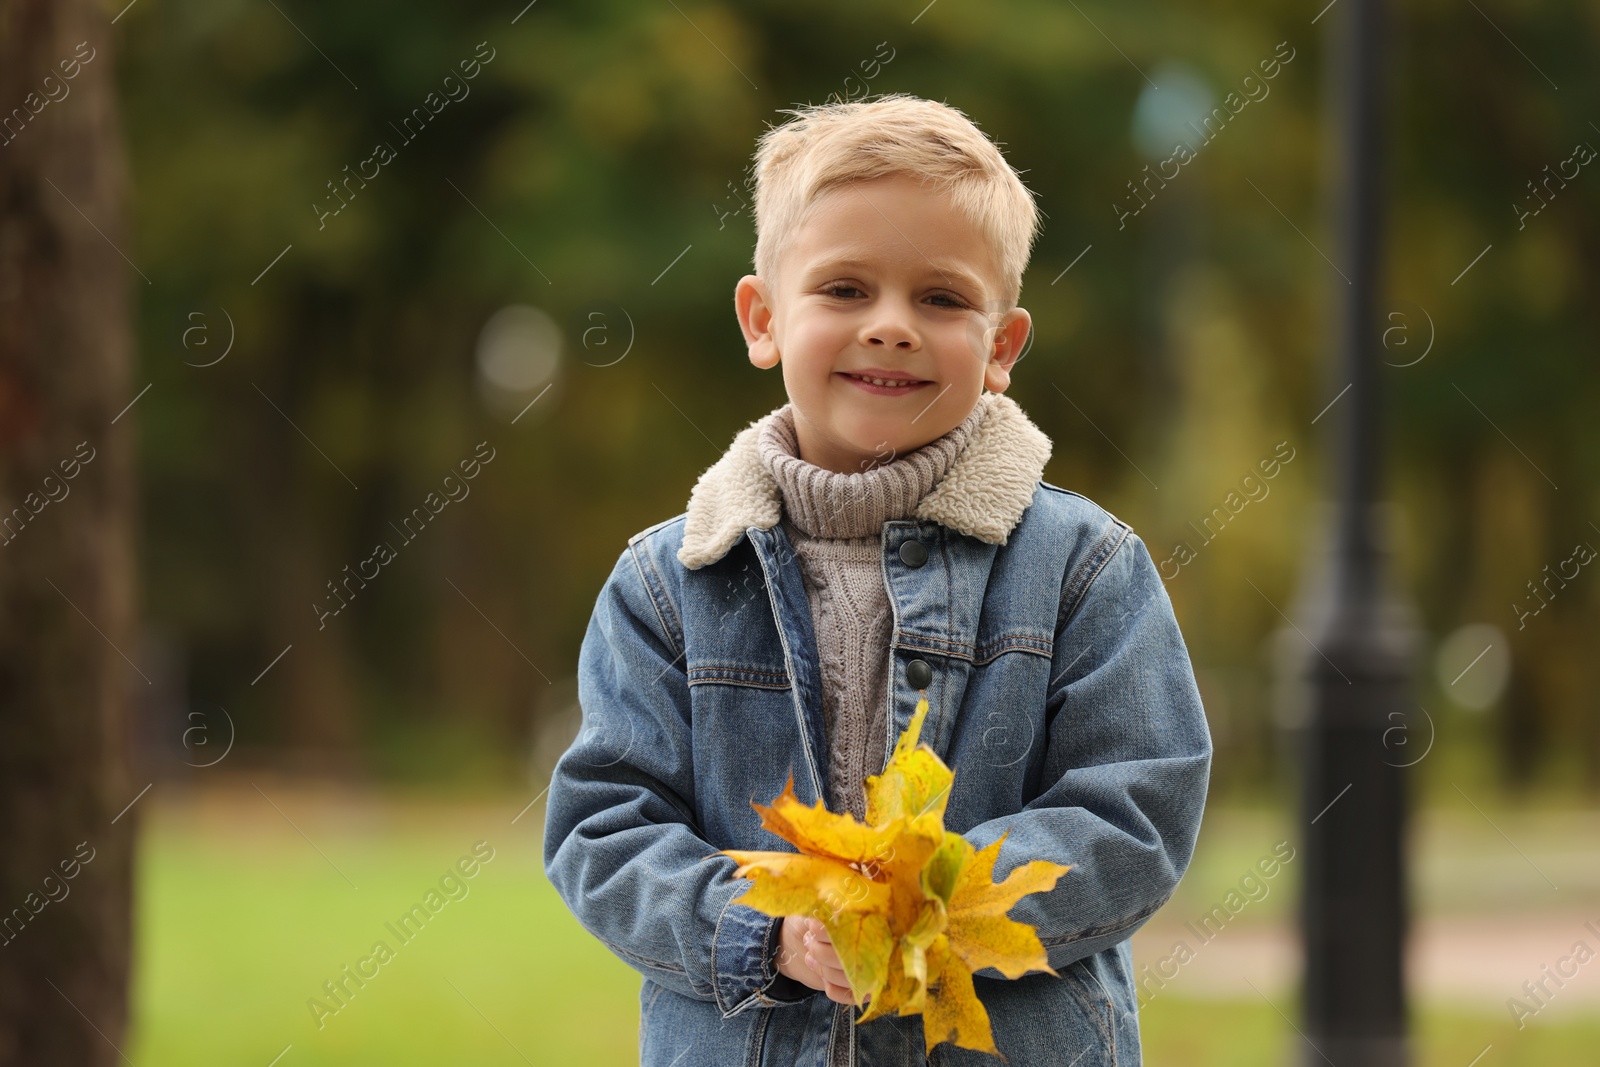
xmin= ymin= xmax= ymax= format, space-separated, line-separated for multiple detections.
xmin=116 ymin=1 xmax=1600 ymax=793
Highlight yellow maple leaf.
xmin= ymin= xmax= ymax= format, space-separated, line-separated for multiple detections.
xmin=719 ymin=696 xmax=1071 ymax=1059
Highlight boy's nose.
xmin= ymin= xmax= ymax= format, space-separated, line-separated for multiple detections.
xmin=858 ymin=297 xmax=921 ymax=349
xmin=863 ymin=319 xmax=919 ymax=349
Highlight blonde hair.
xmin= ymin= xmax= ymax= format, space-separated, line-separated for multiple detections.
xmin=750 ymin=94 xmax=1041 ymax=308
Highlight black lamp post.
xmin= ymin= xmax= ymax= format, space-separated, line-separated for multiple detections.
xmin=1285 ymin=0 xmax=1417 ymax=1062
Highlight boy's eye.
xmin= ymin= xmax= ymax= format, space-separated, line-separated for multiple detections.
xmin=819 ymin=285 xmax=969 ymax=307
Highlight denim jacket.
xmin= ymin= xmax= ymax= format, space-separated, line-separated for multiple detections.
xmin=544 ymin=394 xmax=1212 ymax=1066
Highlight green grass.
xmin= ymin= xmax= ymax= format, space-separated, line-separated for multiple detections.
xmin=126 ymin=789 xmax=1600 ymax=1065
xmin=127 ymin=789 xmax=639 ymax=1065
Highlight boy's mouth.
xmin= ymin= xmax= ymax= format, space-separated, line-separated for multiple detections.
xmin=836 ymin=371 xmax=932 ymax=395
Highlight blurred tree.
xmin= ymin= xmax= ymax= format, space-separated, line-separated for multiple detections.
xmin=0 ymin=0 xmax=137 ymax=1061
xmin=103 ymin=0 xmax=1599 ymax=797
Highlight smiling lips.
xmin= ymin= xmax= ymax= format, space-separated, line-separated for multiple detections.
xmin=837 ymin=370 xmax=931 ymax=395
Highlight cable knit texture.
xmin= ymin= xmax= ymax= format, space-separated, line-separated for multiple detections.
xmin=757 ymin=401 xmax=985 ymax=819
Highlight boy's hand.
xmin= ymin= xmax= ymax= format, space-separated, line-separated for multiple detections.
xmin=776 ymin=915 xmax=871 ymax=1007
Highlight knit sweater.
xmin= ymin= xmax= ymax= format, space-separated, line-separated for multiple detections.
xmin=756 ymin=401 xmax=987 ymax=820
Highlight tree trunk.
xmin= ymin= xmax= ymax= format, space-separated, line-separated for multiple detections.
xmin=0 ymin=1 xmax=138 ymax=1063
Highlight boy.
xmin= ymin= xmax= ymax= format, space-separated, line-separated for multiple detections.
xmin=544 ymin=94 xmax=1211 ymax=1065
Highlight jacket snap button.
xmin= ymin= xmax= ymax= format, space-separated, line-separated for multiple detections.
xmin=899 ymin=539 xmax=928 ymax=567
xmin=906 ymin=658 xmax=933 ymax=689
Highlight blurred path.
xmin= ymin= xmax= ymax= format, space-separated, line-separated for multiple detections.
xmin=1131 ymin=913 xmax=1600 ymax=1012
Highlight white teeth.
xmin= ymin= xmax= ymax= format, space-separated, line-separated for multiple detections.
xmin=849 ymin=374 xmax=919 ymax=387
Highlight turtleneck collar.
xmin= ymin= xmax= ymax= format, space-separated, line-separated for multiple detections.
xmin=675 ymin=390 xmax=1054 ymax=569
xmin=756 ymin=401 xmax=986 ymax=540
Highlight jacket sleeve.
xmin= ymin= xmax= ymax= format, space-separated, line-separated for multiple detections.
xmin=542 ymin=542 xmax=814 ymax=1017
xmin=958 ymin=524 xmax=1213 ymax=978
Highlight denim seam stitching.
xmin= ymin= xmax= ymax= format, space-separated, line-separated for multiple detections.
xmin=629 ymin=541 xmax=685 ymax=663
xmin=1039 ymin=895 xmax=1164 ymax=947
xmin=972 ymin=638 xmax=1053 ymax=666
xmin=892 ymin=631 xmax=976 ymax=654
xmin=688 ymin=677 xmax=792 ymax=690
xmin=600 ymin=932 xmax=692 ymax=979
xmin=1060 ymin=518 xmax=1133 ymax=630
xmin=640 ymin=980 xmax=666 ymax=1049
xmin=940 ymin=531 xmax=955 ymax=655
xmin=689 ymin=663 xmax=789 ymax=677
xmin=745 ymin=1003 xmax=772 ymax=1067
xmin=711 ymin=880 xmax=735 ymax=1015
xmin=1064 ymin=964 xmax=1116 ymax=1049
xmin=712 ymin=879 xmax=767 ymax=1018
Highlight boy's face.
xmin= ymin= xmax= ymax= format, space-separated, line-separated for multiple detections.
xmin=734 ymin=174 xmax=1031 ymax=476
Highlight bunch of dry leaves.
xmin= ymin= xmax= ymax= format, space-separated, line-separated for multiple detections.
xmin=720 ymin=696 xmax=1070 ymax=1057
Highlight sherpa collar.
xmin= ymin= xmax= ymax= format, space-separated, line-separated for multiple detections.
xmin=676 ymin=391 xmax=1053 ymax=569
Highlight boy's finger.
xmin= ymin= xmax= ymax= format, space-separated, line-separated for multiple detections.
xmin=807 ymin=952 xmax=841 ymax=978
xmin=812 ymin=953 xmax=847 ymax=979
xmin=812 ymin=942 xmax=844 ymax=968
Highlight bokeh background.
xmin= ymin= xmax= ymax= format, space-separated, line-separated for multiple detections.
xmin=3 ymin=0 xmax=1598 ymax=1063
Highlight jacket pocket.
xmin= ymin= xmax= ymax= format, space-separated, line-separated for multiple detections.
xmin=688 ymin=661 xmax=792 ymax=689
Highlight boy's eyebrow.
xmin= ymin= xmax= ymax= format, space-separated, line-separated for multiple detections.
xmin=803 ymin=257 xmax=991 ymax=297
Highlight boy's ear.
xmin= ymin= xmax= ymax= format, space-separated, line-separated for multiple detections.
xmin=983 ymin=306 xmax=1031 ymax=393
xmin=735 ymin=275 xmax=780 ymax=370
